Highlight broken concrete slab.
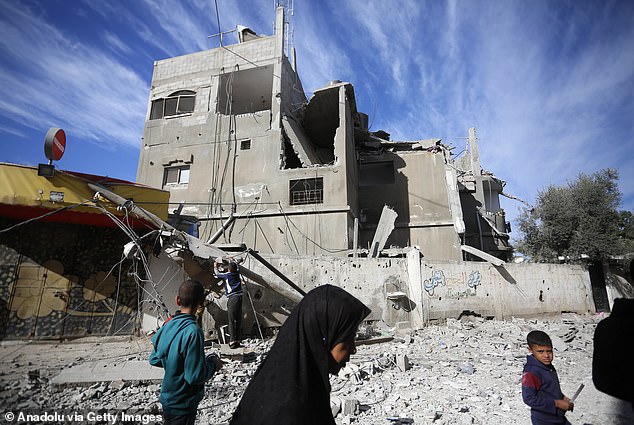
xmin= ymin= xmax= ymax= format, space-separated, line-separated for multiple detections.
xmin=396 ymin=354 xmax=410 ymax=372
xmin=282 ymin=115 xmax=321 ymax=165
xmin=342 ymin=398 xmax=359 ymax=415
xmin=50 ymin=361 xmax=164 ymax=386
xmin=370 ymin=205 xmax=398 ymax=257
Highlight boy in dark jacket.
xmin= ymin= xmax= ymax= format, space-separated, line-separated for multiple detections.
xmin=522 ymin=330 xmax=574 ymax=425
xmin=150 ymin=279 xmax=222 ymax=425
xmin=214 ymin=257 xmax=243 ymax=348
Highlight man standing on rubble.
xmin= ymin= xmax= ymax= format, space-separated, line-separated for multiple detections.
xmin=214 ymin=256 xmax=244 ymax=349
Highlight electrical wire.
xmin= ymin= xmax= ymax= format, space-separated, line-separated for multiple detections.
xmin=0 ymin=201 xmax=93 ymax=233
xmin=107 ymin=254 xmax=126 ymax=335
xmin=89 ymin=203 xmax=169 ymax=319
xmin=0 ymin=196 xmax=176 ymax=363
xmin=276 ymin=202 xmax=349 ymax=254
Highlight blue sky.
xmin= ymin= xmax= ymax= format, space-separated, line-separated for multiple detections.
xmin=1 ymin=0 xmax=633 ymax=236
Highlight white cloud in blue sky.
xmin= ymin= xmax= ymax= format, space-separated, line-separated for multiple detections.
xmin=0 ymin=0 xmax=632 ymax=232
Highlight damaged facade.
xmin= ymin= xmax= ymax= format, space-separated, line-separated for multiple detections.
xmin=0 ymin=8 xmax=612 ymax=342
xmin=136 ymin=7 xmax=510 ymax=263
xmin=0 ymin=10 xmax=625 ymax=344
xmin=133 ymin=7 xmax=603 ymax=337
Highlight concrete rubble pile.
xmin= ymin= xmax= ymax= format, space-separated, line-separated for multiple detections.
xmin=1 ymin=313 xmax=633 ymax=425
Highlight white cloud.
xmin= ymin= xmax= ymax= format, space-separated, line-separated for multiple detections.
xmin=0 ymin=2 xmax=147 ymax=148
xmin=1 ymin=0 xmax=631 ymax=217
xmin=138 ymin=0 xmax=215 ymax=54
xmin=292 ymin=1 xmax=354 ymax=94
xmin=103 ymin=31 xmax=133 ymax=55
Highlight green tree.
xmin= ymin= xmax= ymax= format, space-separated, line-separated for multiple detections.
xmin=616 ymin=210 xmax=634 ymax=253
xmin=517 ymin=169 xmax=633 ymax=263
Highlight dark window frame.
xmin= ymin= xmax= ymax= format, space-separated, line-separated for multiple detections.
xmin=289 ymin=177 xmax=324 ymax=205
xmin=150 ymin=90 xmax=196 ymax=120
xmin=163 ymin=165 xmax=190 ymax=187
xmin=240 ymin=139 xmax=251 ymax=150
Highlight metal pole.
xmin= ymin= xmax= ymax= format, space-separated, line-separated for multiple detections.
xmin=247 ymin=249 xmax=306 ymax=296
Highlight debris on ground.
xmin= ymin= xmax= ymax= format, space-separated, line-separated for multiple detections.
xmin=1 ymin=313 xmax=632 ymax=424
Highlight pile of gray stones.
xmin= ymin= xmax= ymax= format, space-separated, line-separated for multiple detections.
xmin=1 ymin=312 xmax=633 ymax=424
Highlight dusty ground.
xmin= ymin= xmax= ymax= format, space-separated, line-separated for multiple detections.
xmin=1 ymin=312 xmax=632 ymax=425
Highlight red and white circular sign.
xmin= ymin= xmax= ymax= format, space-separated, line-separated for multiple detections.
xmin=44 ymin=128 xmax=66 ymax=161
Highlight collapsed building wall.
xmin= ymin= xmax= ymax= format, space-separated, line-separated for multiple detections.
xmin=601 ymin=255 xmax=634 ymax=308
xmin=246 ymin=254 xmax=595 ymax=324
xmin=140 ymin=251 xmax=595 ymax=337
xmin=456 ymin=128 xmax=512 ymax=261
xmin=357 ymin=141 xmax=463 ymax=260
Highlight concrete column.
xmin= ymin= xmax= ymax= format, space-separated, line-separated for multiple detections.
xmin=469 ymin=127 xmax=485 ymax=208
xmin=271 ymin=7 xmax=285 ymax=130
xmin=407 ymin=247 xmax=426 ymax=328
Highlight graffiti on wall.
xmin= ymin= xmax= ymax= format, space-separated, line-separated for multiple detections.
xmin=423 ymin=270 xmax=446 ymax=296
xmin=7 ymin=259 xmax=132 ymax=320
xmin=467 ymin=270 xmax=481 ymax=289
xmin=423 ymin=269 xmax=484 ymax=298
xmin=0 ymin=218 xmax=144 ymax=339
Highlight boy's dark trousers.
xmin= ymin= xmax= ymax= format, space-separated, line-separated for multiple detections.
xmin=227 ymin=293 xmax=243 ymax=343
xmin=164 ymin=412 xmax=196 ymax=425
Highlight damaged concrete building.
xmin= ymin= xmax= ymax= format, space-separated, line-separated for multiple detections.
xmin=135 ymin=7 xmax=598 ymax=335
xmin=136 ymin=8 xmax=509 ymax=263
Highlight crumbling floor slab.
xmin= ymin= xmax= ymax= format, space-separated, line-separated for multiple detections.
xmin=50 ymin=360 xmax=164 ymax=386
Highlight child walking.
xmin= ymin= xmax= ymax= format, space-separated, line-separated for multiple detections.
xmin=150 ymin=279 xmax=223 ymax=425
xmin=522 ymin=330 xmax=574 ymax=425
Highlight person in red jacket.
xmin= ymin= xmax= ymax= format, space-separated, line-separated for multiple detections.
xmin=521 ymin=330 xmax=573 ymax=425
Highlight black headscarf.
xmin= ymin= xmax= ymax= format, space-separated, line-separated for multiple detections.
xmin=230 ymin=284 xmax=371 ymax=425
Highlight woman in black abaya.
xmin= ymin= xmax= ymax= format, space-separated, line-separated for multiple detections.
xmin=230 ymin=284 xmax=371 ymax=425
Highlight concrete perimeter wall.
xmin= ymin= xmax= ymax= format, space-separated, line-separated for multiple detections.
xmin=243 ymin=253 xmax=595 ymax=328
xmin=142 ymin=252 xmax=595 ymax=334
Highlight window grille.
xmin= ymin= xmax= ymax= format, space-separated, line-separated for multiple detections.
xmin=289 ymin=178 xmax=323 ymax=205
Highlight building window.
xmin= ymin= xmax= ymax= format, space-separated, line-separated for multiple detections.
xmin=163 ymin=166 xmax=190 ymax=187
xmin=359 ymin=161 xmax=395 ymax=186
xmin=150 ymin=90 xmax=196 ymax=120
xmin=289 ymin=178 xmax=323 ymax=205
xmin=217 ymin=66 xmax=273 ymax=115
xmin=240 ymin=139 xmax=251 ymax=150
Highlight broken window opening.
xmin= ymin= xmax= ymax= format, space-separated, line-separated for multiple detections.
xmin=289 ymin=178 xmax=323 ymax=206
xmin=359 ymin=161 xmax=395 ymax=186
xmin=150 ymin=90 xmax=196 ymax=120
xmin=301 ymin=85 xmax=342 ymax=165
xmin=240 ymin=139 xmax=251 ymax=150
xmin=281 ymin=115 xmax=337 ymax=169
xmin=217 ymin=66 xmax=273 ymax=115
xmin=282 ymin=133 xmax=303 ymax=169
xmin=163 ymin=165 xmax=190 ymax=187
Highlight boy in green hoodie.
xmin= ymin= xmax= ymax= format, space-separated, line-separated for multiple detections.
xmin=150 ymin=279 xmax=222 ymax=425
